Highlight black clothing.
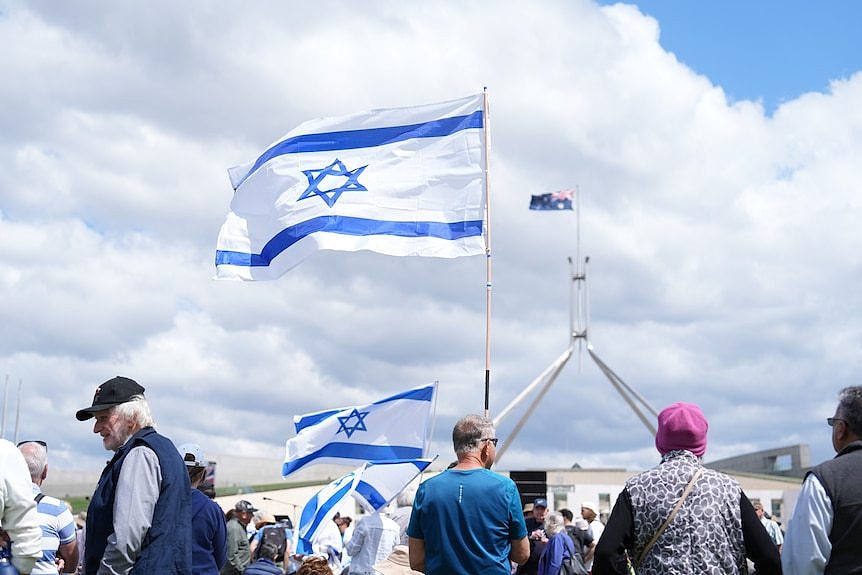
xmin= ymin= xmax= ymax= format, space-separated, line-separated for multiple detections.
xmin=808 ymin=439 xmax=862 ymax=574
xmin=593 ymin=488 xmax=781 ymax=574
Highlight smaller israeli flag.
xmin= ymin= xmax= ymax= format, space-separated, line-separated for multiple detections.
xmin=353 ymin=458 xmax=435 ymax=513
xmin=296 ymin=458 xmax=434 ymax=554
xmin=283 ymin=383 xmax=436 ymax=477
xmin=296 ymin=468 xmax=362 ymax=555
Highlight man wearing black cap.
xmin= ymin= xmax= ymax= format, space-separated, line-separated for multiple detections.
xmin=76 ymin=376 xmax=192 ymax=574
xmin=221 ymin=500 xmax=257 ymax=575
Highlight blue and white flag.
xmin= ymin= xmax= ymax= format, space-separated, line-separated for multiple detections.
xmin=282 ymin=383 xmax=436 ymax=477
xmin=353 ymin=458 xmax=435 ymax=513
xmin=296 ymin=458 xmax=434 ymax=554
xmin=295 ymin=466 xmax=362 ymax=555
xmin=215 ymin=94 xmax=486 ymax=280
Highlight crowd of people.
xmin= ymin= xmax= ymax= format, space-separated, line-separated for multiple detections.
xmin=1 ymin=377 xmax=860 ymax=574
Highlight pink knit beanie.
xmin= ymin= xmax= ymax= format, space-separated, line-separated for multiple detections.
xmin=655 ymin=402 xmax=708 ymax=457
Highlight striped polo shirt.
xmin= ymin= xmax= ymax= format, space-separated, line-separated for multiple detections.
xmin=30 ymin=484 xmax=77 ymax=575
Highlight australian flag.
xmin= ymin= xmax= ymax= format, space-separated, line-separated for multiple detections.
xmin=529 ymin=189 xmax=574 ymax=210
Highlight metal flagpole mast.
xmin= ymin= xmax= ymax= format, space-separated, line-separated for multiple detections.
xmin=482 ymin=87 xmax=493 ymax=418
xmin=572 ymin=186 xmax=587 ymax=370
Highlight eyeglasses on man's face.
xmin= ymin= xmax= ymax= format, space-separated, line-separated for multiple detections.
xmin=827 ymin=417 xmax=845 ymax=427
xmin=481 ymin=437 xmax=498 ymax=447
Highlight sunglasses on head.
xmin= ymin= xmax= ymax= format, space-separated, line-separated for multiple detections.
xmin=17 ymin=440 xmax=47 ymax=449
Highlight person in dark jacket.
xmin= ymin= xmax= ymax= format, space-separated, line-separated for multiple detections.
xmin=783 ymin=385 xmax=862 ymax=574
xmin=179 ymin=443 xmax=227 ymax=575
xmin=76 ymin=376 xmax=192 ymax=574
xmin=243 ymin=542 xmax=283 ymax=575
xmin=593 ymin=402 xmax=781 ymax=575
xmin=222 ymin=500 xmax=257 ymax=575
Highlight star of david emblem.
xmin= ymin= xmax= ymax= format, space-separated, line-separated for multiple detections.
xmin=336 ymin=408 xmax=369 ymax=438
xmin=298 ymin=158 xmax=368 ymax=208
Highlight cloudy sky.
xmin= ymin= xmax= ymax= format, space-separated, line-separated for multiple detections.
xmin=1 ymin=0 xmax=861 ymax=477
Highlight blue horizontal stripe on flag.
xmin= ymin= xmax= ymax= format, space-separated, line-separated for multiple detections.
xmin=236 ymin=111 xmax=483 ymax=189
xmin=354 ymin=480 xmax=387 ymax=511
xmin=294 ymin=385 xmax=435 ymax=433
xmin=282 ymin=443 xmax=423 ymax=476
xmin=216 ymin=217 xmax=483 ymax=268
xmin=374 ymin=384 xmax=435 ymax=405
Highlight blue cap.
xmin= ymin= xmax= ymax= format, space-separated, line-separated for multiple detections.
xmin=533 ymin=498 xmax=548 ymax=508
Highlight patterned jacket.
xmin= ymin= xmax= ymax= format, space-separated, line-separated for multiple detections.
xmin=626 ymin=450 xmax=746 ymax=574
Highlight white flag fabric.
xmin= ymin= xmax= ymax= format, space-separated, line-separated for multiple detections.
xmin=282 ymin=383 xmax=436 ymax=477
xmin=215 ymin=94 xmax=486 ymax=280
xmin=295 ymin=466 xmax=362 ymax=555
xmin=296 ymin=458 xmax=433 ymax=555
xmin=352 ymin=458 xmax=435 ymax=513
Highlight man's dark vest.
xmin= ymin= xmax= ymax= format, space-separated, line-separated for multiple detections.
xmin=84 ymin=426 xmax=192 ymax=574
xmin=808 ymin=440 xmax=862 ymax=574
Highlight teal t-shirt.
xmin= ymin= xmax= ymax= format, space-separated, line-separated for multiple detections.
xmin=407 ymin=468 xmax=528 ymax=575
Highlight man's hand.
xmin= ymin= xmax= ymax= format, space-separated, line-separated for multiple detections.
xmin=530 ymin=528 xmax=547 ymax=542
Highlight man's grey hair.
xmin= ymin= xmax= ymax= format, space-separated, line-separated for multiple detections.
xmin=452 ymin=414 xmax=495 ymax=456
xmin=113 ymin=395 xmax=155 ymax=428
xmin=837 ymin=386 xmax=862 ymax=436
xmin=396 ymin=485 xmax=416 ymax=507
xmin=544 ymin=512 xmax=565 ymax=536
xmin=19 ymin=441 xmax=47 ymax=482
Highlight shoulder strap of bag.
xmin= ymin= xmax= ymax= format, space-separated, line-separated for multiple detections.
xmin=636 ymin=466 xmax=704 ymax=567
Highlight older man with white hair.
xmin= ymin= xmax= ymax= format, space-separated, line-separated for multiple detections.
xmin=76 ymin=376 xmax=191 ymax=574
xmin=17 ymin=440 xmax=78 ymax=573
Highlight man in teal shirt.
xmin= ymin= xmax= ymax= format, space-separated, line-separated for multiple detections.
xmin=407 ymin=414 xmax=529 ymax=574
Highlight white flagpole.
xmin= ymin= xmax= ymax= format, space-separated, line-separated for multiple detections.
xmin=426 ymin=380 xmax=439 ymax=457
xmin=1 ymin=374 xmax=8 ymax=439
xmin=482 ymin=87 xmax=493 ymax=418
xmin=13 ymin=378 xmax=22 ymax=445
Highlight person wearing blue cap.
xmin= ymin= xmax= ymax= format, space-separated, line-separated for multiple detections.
xmin=516 ymin=497 xmax=548 ymax=575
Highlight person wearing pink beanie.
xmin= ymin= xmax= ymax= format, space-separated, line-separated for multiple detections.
xmin=593 ymin=402 xmax=781 ymax=575
xmin=654 ymin=401 xmax=709 ymax=457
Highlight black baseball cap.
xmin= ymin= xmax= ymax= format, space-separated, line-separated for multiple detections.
xmin=234 ymin=500 xmax=258 ymax=513
xmin=76 ymin=376 xmax=145 ymax=421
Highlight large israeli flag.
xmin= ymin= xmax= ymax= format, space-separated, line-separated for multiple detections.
xmin=282 ymin=383 xmax=436 ymax=477
xmin=296 ymin=458 xmax=434 ymax=554
xmin=215 ymin=94 xmax=486 ymax=280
